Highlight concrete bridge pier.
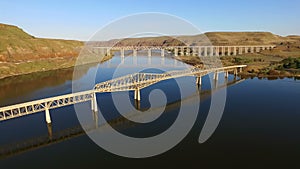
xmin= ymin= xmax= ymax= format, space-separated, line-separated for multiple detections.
xmin=148 ymin=49 xmax=151 ymax=57
xmin=161 ymin=49 xmax=165 ymax=57
xmin=133 ymin=49 xmax=137 ymax=56
xmin=198 ymin=47 xmax=202 ymax=57
xmin=233 ymin=47 xmax=237 ymax=56
xmin=91 ymin=92 xmax=98 ymax=112
xmin=251 ymin=47 xmax=254 ymax=53
xmin=192 ymin=47 xmax=197 ymax=56
xmin=186 ymin=47 xmax=190 ymax=56
xmin=225 ymin=71 xmax=229 ymax=78
xmin=221 ymin=46 xmax=225 ymax=56
xmin=174 ymin=48 xmax=178 ymax=56
xmin=209 ymin=47 xmax=214 ymax=56
xmin=234 ymin=68 xmax=238 ymax=76
xmin=196 ymin=76 xmax=202 ymax=85
xmin=204 ymin=47 xmax=208 ymax=56
xmin=227 ymin=47 xmax=231 ymax=56
xmin=215 ymin=47 xmax=219 ymax=56
xmin=245 ymin=47 xmax=248 ymax=54
xmin=256 ymin=47 xmax=260 ymax=53
xmin=134 ymin=89 xmax=141 ymax=101
xmin=238 ymin=47 xmax=243 ymax=55
xmin=120 ymin=48 xmax=125 ymax=57
xmin=45 ymin=107 xmax=51 ymax=124
xmin=213 ymin=71 xmax=219 ymax=80
xmin=106 ymin=48 xmax=111 ymax=56
xmin=93 ymin=109 xmax=98 ymax=128
xmin=181 ymin=47 xmax=184 ymax=56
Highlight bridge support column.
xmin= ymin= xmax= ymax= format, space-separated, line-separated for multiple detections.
xmin=239 ymin=67 xmax=243 ymax=73
xmin=238 ymin=47 xmax=242 ymax=55
xmin=174 ymin=48 xmax=178 ymax=56
xmin=186 ymin=47 xmax=190 ymax=56
xmin=251 ymin=47 xmax=254 ymax=53
xmin=221 ymin=46 xmax=225 ymax=56
xmin=225 ymin=71 xmax=229 ymax=78
xmin=181 ymin=47 xmax=184 ymax=56
xmin=91 ymin=92 xmax=98 ymax=112
xmin=198 ymin=47 xmax=202 ymax=57
xmin=148 ymin=49 xmax=151 ymax=57
xmin=227 ymin=47 xmax=231 ymax=56
xmin=233 ymin=46 xmax=237 ymax=56
xmin=133 ymin=49 xmax=137 ymax=56
xmin=161 ymin=49 xmax=165 ymax=57
xmin=196 ymin=76 xmax=202 ymax=85
xmin=256 ymin=47 xmax=260 ymax=52
xmin=120 ymin=48 xmax=125 ymax=57
xmin=234 ymin=68 xmax=238 ymax=76
xmin=45 ymin=107 xmax=51 ymax=124
xmin=106 ymin=48 xmax=111 ymax=56
xmin=134 ymin=89 xmax=141 ymax=101
xmin=204 ymin=47 xmax=207 ymax=56
xmin=210 ymin=47 xmax=214 ymax=56
xmin=215 ymin=47 xmax=219 ymax=56
xmin=245 ymin=47 xmax=248 ymax=54
xmin=192 ymin=47 xmax=197 ymax=56
xmin=214 ymin=71 xmax=219 ymax=80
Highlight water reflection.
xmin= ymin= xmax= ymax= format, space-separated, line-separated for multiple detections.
xmin=0 ymin=77 xmax=244 ymax=159
xmin=0 ymin=63 xmax=97 ymax=106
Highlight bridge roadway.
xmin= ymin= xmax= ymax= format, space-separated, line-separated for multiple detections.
xmin=0 ymin=65 xmax=246 ymax=124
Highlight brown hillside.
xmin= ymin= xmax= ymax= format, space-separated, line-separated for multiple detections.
xmin=0 ymin=23 xmax=83 ymax=62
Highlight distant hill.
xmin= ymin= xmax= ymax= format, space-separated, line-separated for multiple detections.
xmin=90 ymin=31 xmax=299 ymax=47
xmin=0 ymin=23 xmax=83 ymax=62
xmin=1 ymin=22 xmax=300 ymax=61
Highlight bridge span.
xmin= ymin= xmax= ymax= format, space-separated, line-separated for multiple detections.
xmin=0 ymin=65 xmax=246 ymax=125
xmin=92 ymin=45 xmax=276 ymax=57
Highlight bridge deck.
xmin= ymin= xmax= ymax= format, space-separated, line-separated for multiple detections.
xmin=0 ymin=65 xmax=246 ymax=122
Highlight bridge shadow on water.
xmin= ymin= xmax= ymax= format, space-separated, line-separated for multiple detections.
xmin=0 ymin=75 xmax=244 ymax=159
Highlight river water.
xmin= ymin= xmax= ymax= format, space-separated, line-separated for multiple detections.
xmin=0 ymin=53 xmax=300 ymax=168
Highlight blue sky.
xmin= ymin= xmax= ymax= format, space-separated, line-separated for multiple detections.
xmin=1 ymin=0 xmax=299 ymax=40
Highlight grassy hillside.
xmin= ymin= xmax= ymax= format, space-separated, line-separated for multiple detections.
xmin=0 ymin=23 xmax=83 ymax=62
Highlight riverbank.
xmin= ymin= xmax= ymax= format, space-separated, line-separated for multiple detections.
xmin=0 ymin=54 xmax=112 ymax=80
xmin=175 ymin=53 xmax=300 ymax=79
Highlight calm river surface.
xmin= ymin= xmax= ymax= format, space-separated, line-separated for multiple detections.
xmin=0 ymin=54 xmax=300 ymax=168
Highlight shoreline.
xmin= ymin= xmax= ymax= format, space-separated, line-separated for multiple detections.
xmin=0 ymin=55 xmax=112 ymax=81
xmin=1 ymin=55 xmax=299 ymax=81
xmin=174 ymin=55 xmax=300 ymax=79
